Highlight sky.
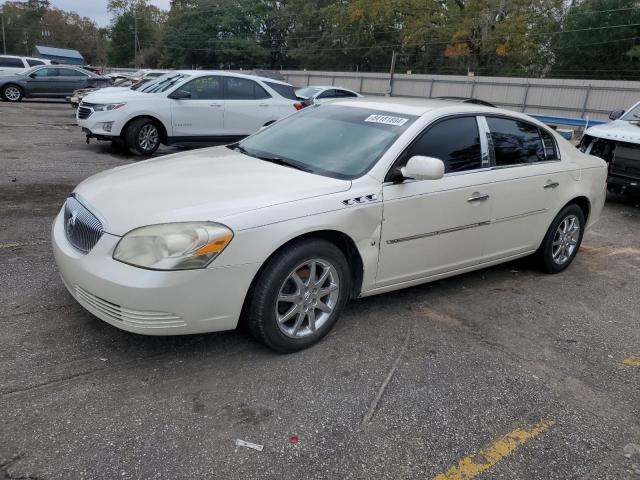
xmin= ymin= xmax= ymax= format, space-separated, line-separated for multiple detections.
xmin=47 ymin=0 xmax=172 ymax=27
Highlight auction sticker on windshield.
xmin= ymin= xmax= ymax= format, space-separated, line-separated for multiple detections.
xmin=364 ymin=114 xmax=409 ymax=126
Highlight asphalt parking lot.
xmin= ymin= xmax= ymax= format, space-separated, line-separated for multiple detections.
xmin=1 ymin=99 xmax=639 ymax=480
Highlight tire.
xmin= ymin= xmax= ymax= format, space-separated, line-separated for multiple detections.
xmin=124 ymin=118 xmax=161 ymax=155
xmin=246 ymin=239 xmax=351 ymax=353
xmin=2 ymin=84 xmax=23 ymax=102
xmin=535 ymin=204 xmax=585 ymax=273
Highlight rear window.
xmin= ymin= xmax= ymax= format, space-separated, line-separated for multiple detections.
xmin=27 ymin=59 xmax=45 ymax=67
xmin=0 ymin=57 xmax=24 ymax=68
xmin=265 ymin=81 xmax=297 ymax=100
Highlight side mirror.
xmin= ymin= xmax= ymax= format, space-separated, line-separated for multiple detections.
xmin=609 ymin=109 xmax=624 ymax=120
xmin=301 ymin=97 xmax=314 ymax=107
xmin=401 ymin=156 xmax=445 ymax=181
xmin=169 ymin=89 xmax=191 ymax=100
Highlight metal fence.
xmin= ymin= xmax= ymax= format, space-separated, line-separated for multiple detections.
xmin=280 ymin=70 xmax=640 ymax=122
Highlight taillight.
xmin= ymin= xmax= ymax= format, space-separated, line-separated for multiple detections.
xmin=293 ymin=102 xmax=303 ymax=111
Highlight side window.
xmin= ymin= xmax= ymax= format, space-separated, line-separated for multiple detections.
xmin=339 ymin=90 xmax=358 ymax=98
xmin=264 ymin=81 xmax=297 ymax=100
xmin=540 ymin=129 xmax=559 ymax=161
xmin=0 ymin=57 xmax=25 ymax=68
xmin=317 ymin=89 xmax=335 ymax=99
xmin=31 ymin=68 xmax=53 ymax=77
xmin=486 ymin=117 xmax=545 ymax=166
xmin=64 ymin=69 xmax=89 ymax=77
xmin=180 ymin=76 xmax=222 ymax=100
xmin=406 ymin=116 xmax=483 ymax=173
xmin=27 ymin=59 xmax=45 ymax=67
xmin=224 ymin=77 xmax=269 ymax=100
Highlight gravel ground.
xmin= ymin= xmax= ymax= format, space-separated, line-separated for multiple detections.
xmin=1 ymin=100 xmax=639 ymax=480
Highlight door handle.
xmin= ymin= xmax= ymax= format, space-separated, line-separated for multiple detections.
xmin=467 ymin=192 xmax=490 ymax=203
xmin=209 ymin=103 xmax=223 ymax=107
xmin=258 ymin=103 xmax=269 ymax=107
xmin=544 ymin=180 xmax=560 ymax=189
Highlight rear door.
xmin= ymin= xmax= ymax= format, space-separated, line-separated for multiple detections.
xmin=480 ymin=116 xmax=567 ymax=261
xmin=223 ymin=76 xmax=275 ymax=136
xmin=56 ymin=68 xmax=90 ymax=95
xmin=169 ymin=75 xmax=225 ymax=137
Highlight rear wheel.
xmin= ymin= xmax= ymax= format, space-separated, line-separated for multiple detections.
xmin=535 ymin=204 xmax=585 ymax=273
xmin=246 ymin=239 xmax=351 ymax=353
xmin=124 ymin=118 xmax=161 ymax=155
xmin=2 ymin=84 xmax=23 ymax=102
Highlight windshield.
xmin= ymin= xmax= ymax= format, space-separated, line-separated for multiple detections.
xmin=621 ymin=103 xmax=640 ymax=121
xmin=296 ymin=87 xmax=323 ymax=98
xmin=138 ymin=73 xmax=190 ymax=93
xmin=238 ymin=105 xmax=417 ymax=179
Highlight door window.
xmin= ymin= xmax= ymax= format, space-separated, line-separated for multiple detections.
xmin=317 ymin=89 xmax=336 ymax=99
xmin=486 ymin=117 xmax=545 ymax=165
xmin=403 ymin=116 xmax=483 ymax=174
xmin=27 ymin=59 xmax=45 ymax=67
xmin=335 ymin=89 xmax=358 ymax=98
xmin=179 ymin=76 xmax=222 ymax=100
xmin=62 ymin=69 xmax=89 ymax=77
xmin=31 ymin=68 xmax=55 ymax=77
xmin=0 ymin=57 xmax=25 ymax=68
xmin=224 ymin=77 xmax=270 ymax=100
xmin=264 ymin=81 xmax=297 ymax=100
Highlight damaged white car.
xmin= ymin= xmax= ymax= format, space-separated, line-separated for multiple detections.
xmin=580 ymin=101 xmax=640 ymax=194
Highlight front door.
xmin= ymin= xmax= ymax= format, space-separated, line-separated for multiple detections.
xmin=377 ymin=115 xmax=493 ymax=287
xmin=222 ymin=76 xmax=276 ymax=136
xmin=169 ymin=75 xmax=225 ymax=137
xmin=25 ymin=67 xmax=61 ymax=95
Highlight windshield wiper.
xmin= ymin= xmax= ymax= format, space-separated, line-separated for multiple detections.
xmin=229 ymin=144 xmax=312 ymax=172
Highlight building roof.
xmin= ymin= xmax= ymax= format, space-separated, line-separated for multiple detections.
xmin=34 ymin=45 xmax=84 ymax=60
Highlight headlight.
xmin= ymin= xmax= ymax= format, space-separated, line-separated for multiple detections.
xmin=93 ymin=103 xmax=126 ymax=112
xmin=113 ymin=222 xmax=233 ymax=270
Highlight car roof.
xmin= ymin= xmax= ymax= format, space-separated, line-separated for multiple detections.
xmin=327 ymin=96 xmax=536 ymax=120
xmin=172 ymin=69 xmax=292 ymax=85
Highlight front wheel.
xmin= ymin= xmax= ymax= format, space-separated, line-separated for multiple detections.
xmin=124 ymin=118 xmax=161 ymax=155
xmin=535 ymin=204 xmax=585 ymax=273
xmin=2 ymin=84 xmax=23 ymax=102
xmin=246 ymin=239 xmax=351 ymax=353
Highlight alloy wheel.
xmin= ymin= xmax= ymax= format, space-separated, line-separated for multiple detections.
xmin=138 ymin=124 xmax=159 ymax=152
xmin=275 ymin=259 xmax=340 ymax=338
xmin=4 ymin=86 xmax=21 ymax=101
xmin=551 ymin=214 xmax=580 ymax=265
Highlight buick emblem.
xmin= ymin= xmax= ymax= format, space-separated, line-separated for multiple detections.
xmin=66 ymin=210 xmax=78 ymax=234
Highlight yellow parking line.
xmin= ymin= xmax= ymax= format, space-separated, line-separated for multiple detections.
xmin=0 ymin=243 xmax=21 ymax=249
xmin=622 ymin=356 xmax=640 ymax=367
xmin=433 ymin=420 xmax=555 ymax=480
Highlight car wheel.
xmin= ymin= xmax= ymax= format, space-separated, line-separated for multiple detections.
xmin=246 ymin=239 xmax=351 ymax=353
xmin=125 ymin=118 xmax=160 ymax=155
xmin=535 ymin=204 xmax=585 ymax=273
xmin=2 ymin=84 xmax=23 ymax=102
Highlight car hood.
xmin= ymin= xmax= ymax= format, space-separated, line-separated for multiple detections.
xmin=74 ymin=146 xmax=351 ymax=236
xmin=81 ymin=88 xmax=151 ymax=104
xmin=585 ymin=119 xmax=640 ymax=145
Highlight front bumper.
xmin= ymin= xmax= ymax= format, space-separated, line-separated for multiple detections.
xmin=52 ymin=210 xmax=260 ymax=335
xmin=77 ymin=110 xmax=126 ymax=137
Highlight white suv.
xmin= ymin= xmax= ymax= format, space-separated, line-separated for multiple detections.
xmin=77 ymin=70 xmax=303 ymax=154
xmin=0 ymin=55 xmax=51 ymax=76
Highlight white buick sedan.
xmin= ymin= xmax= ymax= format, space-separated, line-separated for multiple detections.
xmin=53 ymin=98 xmax=607 ymax=352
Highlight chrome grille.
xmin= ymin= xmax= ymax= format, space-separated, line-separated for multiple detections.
xmin=77 ymin=102 xmax=95 ymax=119
xmin=64 ymin=195 xmax=104 ymax=253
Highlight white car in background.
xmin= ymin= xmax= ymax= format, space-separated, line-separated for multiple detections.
xmin=296 ymin=85 xmax=362 ymax=105
xmin=77 ymin=70 xmax=303 ymax=154
xmin=54 ymin=98 xmax=607 ymax=353
xmin=0 ymin=55 xmax=51 ymax=76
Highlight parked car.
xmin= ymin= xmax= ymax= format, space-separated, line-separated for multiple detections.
xmin=53 ymin=98 xmax=607 ymax=353
xmin=0 ymin=55 xmax=51 ymax=76
xmin=296 ymin=85 xmax=362 ymax=105
xmin=0 ymin=65 xmax=111 ymax=102
xmin=77 ymin=70 xmax=303 ymax=154
xmin=579 ymin=101 xmax=640 ymax=194
xmin=69 ymin=77 xmax=135 ymax=108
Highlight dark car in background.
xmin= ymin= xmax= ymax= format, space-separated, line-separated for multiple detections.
xmin=0 ymin=65 xmax=111 ymax=102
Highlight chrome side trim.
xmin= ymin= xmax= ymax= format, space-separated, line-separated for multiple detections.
xmin=386 ymin=208 xmax=547 ymax=245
